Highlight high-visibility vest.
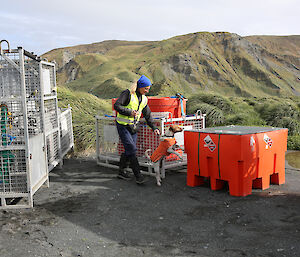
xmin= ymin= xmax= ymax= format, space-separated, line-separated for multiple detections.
xmin=116 ymin=93 xmax=148 ymax=125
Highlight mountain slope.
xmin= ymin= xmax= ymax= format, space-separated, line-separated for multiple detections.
xmin=44 ymin=32 xmax=300 ymax=99
xmin=43 ymin=32 xmax=300 ymax=152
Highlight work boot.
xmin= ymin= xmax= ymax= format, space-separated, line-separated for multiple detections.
xmin=117 ymin=153 xmax=132 ymax=180
xmin=117 ymin=170 xmax=132 ymax=180
xmin=129 ymin=155 xmax=148 ymax=184
xmin=136 ymin=174 xmax=147 ymax=185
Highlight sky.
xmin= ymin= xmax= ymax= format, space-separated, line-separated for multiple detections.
xmin=1 ymin=0 xmax=299 ymax=55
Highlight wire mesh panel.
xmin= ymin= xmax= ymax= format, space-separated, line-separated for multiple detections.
xmin=59 ymin=107 xmax=74 ymax=157
xmin=0 ymin=149 xmax=27 ymax=194
xmin=24 ymin=60 xmax=43 ymax=136
xmin=0 ymin=101 xmax=25 ymax=146
xmin=96 ymin=116 xmax=119 ymax=159
xmin=161 ymin=115 xmax=205 ymax=163
xmin=0 ymin=55 xmax=22 ymax=97
xmin=44 ymin=99 xmax=59 ymax=133
xmin=46 ymin=130 xmax=60 ymax=171
xmin=42 ymin=62 xmax=61 ymax=172
xmin=116 ymin=120 xmax=161 ymax=158
xmin=96 ymin=113 xmax=206 ymax=173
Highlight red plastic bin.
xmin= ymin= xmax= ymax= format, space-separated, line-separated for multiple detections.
xmin=113 ymin=96 xmax=187 ymax=159
xmin=184 ymin=126 xmax=288 ymax=196
xmin=112 ymin=96 xmax=187 ymax=119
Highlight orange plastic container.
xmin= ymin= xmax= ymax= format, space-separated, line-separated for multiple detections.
xmin=184 ymin=126 xmax=288 ymax=196
xmin=114 ymin=96 xmax=186 ymax=158
xmin=112 ymin=97 xmax=187 ymax=118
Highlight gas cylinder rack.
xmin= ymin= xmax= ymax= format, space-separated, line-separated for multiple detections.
xmin=0 ymin=40 xmax=63 ymax=208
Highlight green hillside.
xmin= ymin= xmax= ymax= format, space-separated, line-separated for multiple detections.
xmin=45 ymin=32 xmax=300 ymax=99
xmin=43 ymin=32 xmax=300 ymax=152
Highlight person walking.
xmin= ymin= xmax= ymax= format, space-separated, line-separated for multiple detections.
xmin=114 ymin=75 xmax=160 ymax=184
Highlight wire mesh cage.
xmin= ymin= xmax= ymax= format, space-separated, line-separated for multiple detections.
xmin=96 ymin=112 xmax=205 ymax=179
xmin=0 ymin=40 xmax=73 ymax=208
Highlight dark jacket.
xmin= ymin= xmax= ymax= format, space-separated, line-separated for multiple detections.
xmin=114 ymin=89 xmax=157 ymax=131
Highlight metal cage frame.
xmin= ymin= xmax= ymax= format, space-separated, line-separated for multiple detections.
xmin=96 ymin=112 xmax=205 ymax=180
xmin=0 ymin=40 xmax=73 ymax=208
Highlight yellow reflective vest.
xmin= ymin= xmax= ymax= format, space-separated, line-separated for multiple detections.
xmin=116 ymin=93 xmax=148 ymax=125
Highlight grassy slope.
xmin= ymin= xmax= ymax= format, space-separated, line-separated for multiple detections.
xmin=44 ymin=32 xmax=300 ymax=99
xmin=245 ymin=35 xmax=300 ymax=58
xmin=58 ymin=86 xmax=111 ymax=154
xmin=42 ymin=32 xmax=300 ymax=152
xmin=245 ymin=35 xmax=300 ymax=96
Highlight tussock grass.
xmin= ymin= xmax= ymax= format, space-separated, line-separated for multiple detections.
xmin=58 ymin=87 xmax=111 ymax=153
xmin=255 ymin=101 xmax=300 ymax=135
xmin=190 ymin=103 xmax=225 ymax=126
xmin=187 ymin=93 xmax=300 ymax=150
xmin=188 ymin=93 xmax=232 ymax=113
xmin=288 ymin=135 xmax=300 ymax=150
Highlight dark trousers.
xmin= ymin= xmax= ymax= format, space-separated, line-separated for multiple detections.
xmin=116 ymin=122 xmax=141 ymax=178
xmin=116 ymin=122 xmax=137 ymax=157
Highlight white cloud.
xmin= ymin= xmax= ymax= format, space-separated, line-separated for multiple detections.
xmin=0 ymin=0 xmax=299 ymax=55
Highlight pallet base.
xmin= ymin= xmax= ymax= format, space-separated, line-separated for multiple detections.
xmin=0 ymin=195 xmax=32 ymax=209
xmin=187 ymin=172 xmax=285 ymax=197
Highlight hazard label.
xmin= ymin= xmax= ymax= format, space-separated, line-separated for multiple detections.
xmin=204 ymin=135 xmax=216 ymax=152
xmin=263 ymin=134 xmax=273 ymax=149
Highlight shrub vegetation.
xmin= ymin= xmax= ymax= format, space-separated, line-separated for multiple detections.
xmin=187 ymin=93 xmax=300 ymax=150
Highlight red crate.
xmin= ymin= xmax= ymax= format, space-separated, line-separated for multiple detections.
xmin=184 ymin=126 xmax=288 ymax=196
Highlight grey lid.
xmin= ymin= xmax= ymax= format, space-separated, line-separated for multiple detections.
xmin=186 ymin=125 xmax=286 ymax=135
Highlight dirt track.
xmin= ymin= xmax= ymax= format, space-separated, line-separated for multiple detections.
xmin=0 ymin=159 xmax=300 ymax=257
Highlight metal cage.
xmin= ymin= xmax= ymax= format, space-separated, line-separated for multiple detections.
xmin=0 ymin=40 xmax=73 ymax=208
xmin=96 ymin=112 xmax=205 ymax=180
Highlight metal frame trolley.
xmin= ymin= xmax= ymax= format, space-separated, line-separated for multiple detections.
xmin=0 ymin=40 xmax=73 ymax=208
xmin=96 ymin=111 xmax=205 ymax=180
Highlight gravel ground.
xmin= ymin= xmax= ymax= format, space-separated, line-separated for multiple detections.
xmin=0 ymin=159 xmax=300 ymax=257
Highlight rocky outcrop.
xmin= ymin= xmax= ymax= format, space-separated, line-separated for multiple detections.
xmin=61 ymin=59 xmax=81 ymax=83
xmin=62 ymin=51 xmax=76 ymax=67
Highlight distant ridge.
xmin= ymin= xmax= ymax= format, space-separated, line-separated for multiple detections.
xmin=43 ymin=32 xmax=300 ymax=99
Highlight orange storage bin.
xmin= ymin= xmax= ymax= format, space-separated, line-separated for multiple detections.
xmin=114 ymin=96 xmax=187 ymax=158
xmin=112 ymin=96 xmax=187 ymax=119
xmin=184 ymin=126 xmax=288 ymax=196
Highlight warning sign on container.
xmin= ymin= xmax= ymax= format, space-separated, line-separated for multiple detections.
xmin=263 ymin=134 xmax=273 ymax=149
xmin=204 ymin=135 xmax=216 ymax=152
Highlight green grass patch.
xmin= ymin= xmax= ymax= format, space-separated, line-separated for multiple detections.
xmin=186 ymin=93 xmax=300 ymax=149
xmin=58 ymin=86 xmax=111 ymax=153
